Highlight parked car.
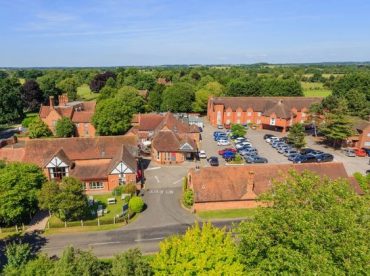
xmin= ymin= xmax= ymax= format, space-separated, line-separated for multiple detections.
xmin=213 ymin=131 xmax=224 ymax=137
xmin=235 ymin=143 xmax=246 ymax=150
xmin=222 ymin=151 xmax=235 ymax=161
xmin=199 ymin=150 xmax=207 ymax=159
xmin=242 ymin=147 xmax=258 ymax=155
xmin=342 ymin=148 xmax=356 ymax=157
xmin=272 ymin=142 xmax=286 ymax=149
xmin=263 ymin=134 xmax=275 ymax=140
xmin=288 ymin=153 xmax=300 ymax=161
xmin=300 ymin=148 xmax=315 ymax=155
xmin=218 ymin=148 xmax=237 ymax=155
xmin=316 ymin=153 xmax=334 ymax=162
xmin=217 ymin=139 xmax=230 ymax=146
xmin=292 ymin=154 xmax=317 ymax=163
xmin=278 ymin=146 xmax=290 ymax=154
xmin=224 ymin=124 xmax=231 ymax=129
xmin=267 ymin=137 xmax=279 ymax=143
xmin=245 ymin=155 xmax=267 ymax=163
xmin=207 ymin=156 xmax=219 ymax=166
xmin=354 ymin=148 xmax=367 ymax=157
xmin=361 ymin=148 xmax=370 ymax=156
xmin=284 ymin=149 xmax=299 ymax=157
xmin=235 ymin=137 xmax=246 ymax=143
xmin=215 ymin=135 xmax=227 ymax=141
xmin=217 ymin=124 xmax=223 ymax=129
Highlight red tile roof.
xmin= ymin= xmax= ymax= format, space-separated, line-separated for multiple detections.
xmin=210 ymin=97 xmax=322 ymax=119
xmin=39 ymin=101 xmax=96 ymax=123
xmin=189 ymin=163 xmax=361 ymax=203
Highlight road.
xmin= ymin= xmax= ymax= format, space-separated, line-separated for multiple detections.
xmin=41 ymin=219 xmax=243 ymax=257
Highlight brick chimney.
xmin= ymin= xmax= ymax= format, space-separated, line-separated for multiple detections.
xmin=244 ymin=170 xmax=257 ymax=199
xmin=58 ymin=94 xmax=68 ymax=106
xmin=49 ymin=96 xmax=55 ymax=109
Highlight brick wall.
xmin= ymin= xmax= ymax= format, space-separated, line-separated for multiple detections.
xmin=41 ymin=110 xmax=62 ymax=134
xmin=75 ymin=123 xmax=96 ymax=137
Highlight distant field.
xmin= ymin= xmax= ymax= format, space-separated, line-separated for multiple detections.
xmin=301 ymin=81 xmax=332 ymax=97
xmin=77 ymin=84 xmax=98 ymax=100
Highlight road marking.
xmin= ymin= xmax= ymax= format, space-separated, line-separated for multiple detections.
xmin=154 ymin=176 xmax=160 ymax=183
xmin=88 ymin=241 xmax=121 ymax=246
xmin=146 ymin=167 xmax=161 ymax=171
xmin=172 ymin=178 xmax=183 ymax=185
xmin=134 ymin=237 xmax=164 ymax=242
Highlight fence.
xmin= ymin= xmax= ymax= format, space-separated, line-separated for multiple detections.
xmin=0 ymin=224 xmax=27 ymax=234
xmin=47 ymin=213 xmax=134 ymax=229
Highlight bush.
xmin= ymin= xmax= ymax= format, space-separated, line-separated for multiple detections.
xmin=182 ymin=177 xmax=188 ymax=192
xmin=124 ymin=183 xmax=137 ymax=196
xmin=28 ymin=117 xmax=52 ymax=138
xmin=21 ymin=116 xmax=37 ymax=128
xmin=55 ymin=117 xmax=75 ymax=137
xmin=129 ymin=196 xmax=144 ymax=213
xmin=183 ymin=189 xmax=194 ymax=208
xmin=4 ymin=242 xmax=32 ymax=271
xmin=112 ymin=186 xmax=125 ymax=196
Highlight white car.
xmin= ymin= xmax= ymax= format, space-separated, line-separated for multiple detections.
xmin=241 ymin=141 xmax=252 ymax=147
xmin=267 ymin=137 xmax=279 ymax=144
xmin=217 ymin=139 xmax=230 ymax=146
xmin=199 ymin=150 xmax=207 ymax=159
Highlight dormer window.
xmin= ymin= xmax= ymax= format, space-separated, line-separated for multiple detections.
xmin=46 ymin=155 xmax=70 ymax=181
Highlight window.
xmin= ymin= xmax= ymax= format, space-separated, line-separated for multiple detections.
xmin=257 ymin=112 xmax=261 ymax=117
xmin=84 ymin=123 xmax=89 ymax=136
xmin=82 ymin=183 xmax=87 ymax=190
xmin=119 ymin=174 xmax=126 ymax=185
xmin=247 ymin=112 xmax=252 ymax=116
xmin=157 ymin=151 xmax=160 ymax=160
xmin=237 ymin=112 xmax=241 ymax=117
xmin=270 ymin=118 xmax=276 ymax=126
xmin=226 ymin=112 xmax=231 ymax=116
xmin=256 ymin=119 xmax=261 ymax=124
xmin=49 ymin=167 xmax=68 ymax=180
xmin=76 ymin=123 xmax=80 ymax=128
xmin=226 ymin=119 xmax=231 ymax=124
xmin=89 ymin=182 xmax=104 ymax=190
xmin=237 ymin=119 xmax=241 ymax=124
xmin=301 ymin=112 xmax=306 ymax=118
xmin=247 ymin=119 xmax=251 ymax=124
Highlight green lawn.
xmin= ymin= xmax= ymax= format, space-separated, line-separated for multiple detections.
xmin=77 ymin=84 xmax=99 ymax=101
xmin=197 ymin=208 xmax=258 ymax=220
xmin=301 ymin=81 xmax=332 ymax=97
xmin=48 ymin=194 xmax=129 ymax=228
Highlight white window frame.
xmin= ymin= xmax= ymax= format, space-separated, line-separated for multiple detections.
xmin=237 ymin=112 xmax=241 ymax=117
xmin=247 ymin=111 xmax=252 ymax=116
xmin=226 ymin=112 xmax=231 ymax=116
xmin=89 ymin=182 xmax=104 ymax=190
xmin=257 ymin=112 xmax=261 ymax=117
xmin=270 ymin=118 xmax=276 ymax=126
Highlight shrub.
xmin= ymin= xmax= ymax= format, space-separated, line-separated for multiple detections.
xmin=182 ymin=177 xmax=188 ymax=192
xmin=21 ymin=116 xmax=37 ymax=128
xmin=124 ymin=183 xmax=137 ymax=196
xmin=183 ymin=189 xmax=194 ymax=208
xmin=234 ymin=154 xmax=243 ymax=162
xmin=112 ymin=186 xmax=125 ymax=196
xmin=129 ymin=196 xmax=144 ymax=213
xmin=28 ymin=117 xmax=52 ymax=138
xmin=55 ymin=117 xmax=75 ymax=137
xmin=5 ymin=242 xmax=32 ymax=271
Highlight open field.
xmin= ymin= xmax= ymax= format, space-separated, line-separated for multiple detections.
xmin=301 ymin=81 xmax=332 ymax=97
xmin=197 ymin=208 xmax=257 ymax=220
xmin=77 ymin=84 xmax=99 ymax=100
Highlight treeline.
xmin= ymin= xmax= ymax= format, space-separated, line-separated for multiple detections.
xmin=2 ymin=171 xmax=369 ymax=275
xmin=0 ymin=65 xmax=369 ymax=127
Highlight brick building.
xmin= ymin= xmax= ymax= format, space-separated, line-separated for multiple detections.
xmin=347 ymin=119 xmax=370 ymax=148
xmin=39 ymin=94 xmax=96 ymax=137
xmin=130 ymin=112 xmax=200 ymax=164
xmin=188 ymin=163 xmax=362 ymax=212
xmin=207 ymin=97 xmax=322 ymax=133
xmin=0 ymin=135 xmax=142 ymax=194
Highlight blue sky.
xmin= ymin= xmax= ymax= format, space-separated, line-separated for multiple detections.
xmin=1 ymin=0 xmax=370 ymax=67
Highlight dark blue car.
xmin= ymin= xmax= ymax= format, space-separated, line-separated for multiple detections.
xmin=222 ymin=151 xmax=235 ymax=160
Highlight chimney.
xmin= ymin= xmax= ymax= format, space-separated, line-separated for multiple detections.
xmin=49 ymin=96 xmax=55 ymax=109
xmin=247 ymin=171 xmax=255 ymax=192
xmin=58 ymin=94 xmax=68 ymax=106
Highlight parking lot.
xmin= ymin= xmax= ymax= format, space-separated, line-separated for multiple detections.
xmin=199 ymin=118 xmax=369 ymax=175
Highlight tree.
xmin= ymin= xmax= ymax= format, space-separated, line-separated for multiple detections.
xmin=182 ymin=189 xmax=194 ymax=208
xmin=129 ymin=196 xmax=144 ymax=213
xmin=0 ymin=163 xmax=46 ymax=225
xmin=319 ymin=100 xmax=353 ymax=147
xmin=52 ymin=247 xmax=104 ymax=276
xmin=0 ymin=78 xmax=24 ymax=124
xmin=56 ymin=77 xmax=79 ymax=100
xmin=19 ymin=254 xmax=54 ymax=275
xmin=21 ymin=79 xmax=44 ymax=112
xmin=124 ymin=183 xmax=137 ymax=196
xmin=147 ymin=84 xmax=165 ymax=112
xmin=193 ymin=81 xmax=224 ymax=112
xmin=55 ymin=117 xmax=75 ymax=137
xmin=287 ymin=123 xmax=306 ymax=149
xmin=237 ymin=171 xmax=369 ymax=275
xmin=28 ymin=117 xmax=52 ymax=139
xmin=93 ymin=87 xmax=144 ymax=135
xmin=37 ymin=73 xmax=61 ymax=100
xmin=151 ymin=223 xmax=244 ymax=275
xmin=90 ymin=71 xmax=116 ymax=93
xmin=55 ymin=177 xmax=88 ymax=221
xmin=231 ymin=124 xmax=246 ymax=137
xmin=38 ymin=180 xmax=60 ymax=215
xmin=353 ymin=172 xmax=370 ymax=193
xmin=111 ymin=248 xmax=152 ymax=276
xmin=161 ymin=83 xmax=195 ymax=112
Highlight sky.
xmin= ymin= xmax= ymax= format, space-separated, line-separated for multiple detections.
xmin=1 ymin=0 xmax=370 ymax=67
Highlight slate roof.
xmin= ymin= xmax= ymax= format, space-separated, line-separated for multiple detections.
xmin=210 ymin=97 xmax=322 ymax=119
xmin=189 ymin=163 xmax=362 ymax=203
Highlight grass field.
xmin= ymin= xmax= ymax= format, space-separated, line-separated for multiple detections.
xmin=197 ymin=208 xmax=258 ymax=220
xmin=301 ymin=81 xmax=332 ymax=97
xmin=77 ymin=84 xmax=99 ymax=100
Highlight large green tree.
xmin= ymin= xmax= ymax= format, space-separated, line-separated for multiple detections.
xmin=93 ymin=87 xmax=144 ymax=135
xmin=28 ymin=117 xmax=52 ymax=139
xmin=237 ymin=171 xmax=369 ymax=275
xmin=111 ymin=248 xmax=152 ymax=276
xmin=193 ymin=81 xmax=225 ymax=112
xmin=151 ymin=223 xmax=244 ymax=275
xmin=0 ymin=163 xmax=46 ymax=225
xmin=161 ymin=83 xmax=195 ymax=112
xmin=0 ymin=78 xmax=24 ymax=124
xmin=287 ymin=123 xmax=306 ymax=149
xmin=55 ymin=117 xmax=75 ymax=137
xmin=56 ymin=77 xmax=79 ymax=100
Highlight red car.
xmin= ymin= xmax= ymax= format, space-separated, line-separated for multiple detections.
xmin=218 ymin=148 xmax=237 ymax=155
xmin=354 ymin=148 xmax=367 ymax=157
xmin=224 ymin=124 xmax=231 ymax=129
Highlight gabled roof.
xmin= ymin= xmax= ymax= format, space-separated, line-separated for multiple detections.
xmin=44 ymin=148 xmax=73 ymax=168
xmin=189 ymin=163 xmax=362 ymax=203
xmin=152 ymin=130 xmax=197 ymax=152
xmin=210 ymin=97 xmax=322 ymax=118
xmin=39 ymin=101 xmax=96 ymax=123
xmin=108 ymin=145 xmax=138 ymax=173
